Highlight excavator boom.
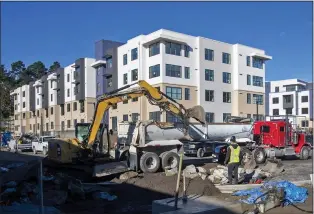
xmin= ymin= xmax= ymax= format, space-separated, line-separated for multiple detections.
xmin=85 ymin=80 xmax=205 ymax=149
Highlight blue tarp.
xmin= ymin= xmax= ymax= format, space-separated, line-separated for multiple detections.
xmin=232 ymin=181 xmax=308 ymax=206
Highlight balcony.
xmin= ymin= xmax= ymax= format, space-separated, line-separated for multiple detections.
xmin=10 ymin=90 xmax=17 ymax=96
xmin=142 ymin=32 xmax=188 ymax=47
xmin=47 ymin=73 xmax=57 ymax=81
xmin=91 ymin=60 xmax=107 ymax=68
xmin=250 ymin=52 xmax=272 ymax=61
xmin=33 ymin=80 xmax=43 ymax=87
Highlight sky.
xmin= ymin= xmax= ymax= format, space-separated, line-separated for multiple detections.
xmin=1 ymin=2 xmax=313 ymax=82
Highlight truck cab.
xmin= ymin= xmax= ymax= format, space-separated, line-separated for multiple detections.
xmin=32 ymin=136 xmax=56 ymax=155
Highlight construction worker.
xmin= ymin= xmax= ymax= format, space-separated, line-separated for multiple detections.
xmin=224 ymin=136 xmax=242 ymax=184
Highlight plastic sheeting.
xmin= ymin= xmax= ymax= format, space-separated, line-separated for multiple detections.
xmin=232 ymin=181 xmax=308 ymax=206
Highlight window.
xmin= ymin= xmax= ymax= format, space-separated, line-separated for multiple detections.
xmin=280 ymin=127 xmax=284 ymax=132
xmin=222 ymin=53 xmax=231 ymax=64
xmin=253 ymin=94 xmax=264 ymax=105
xmin=67 ymin=74 xmax=70 ymax=82
xmin=185 ymin=88 xmax=190 ymax=100
xmin=132 ymin=97 xmax=138 ymax=102
xmin=283 ymin=95 xmax=292 ymax=103
xmin=286 ymin=85 xmax=296 ymax=92
xmin=275 ymin=87 xmax=279 ymax=92
xmin=123 ymin=73 xmax=128 ymax=85
xmin=112 ymin=104 xmax=117 ymax=109
xmin=223 ymin=92 xmax=231 ymax=103
xmin=22 ymin=91 xmax=25 ymax=97
xmin=272 ymin=97 xmax=279 ymax=104
xmin=112 ymin=117 xmax=117 ymax=131
xmin=67 ymin=103 xmax=71 ymax=112
xmin=67 ymin=89 xmax=70 ymax=97
xmin=149 ymin=111 xmax=161 ymax=122
xmin=123 ymin=100 xmax=128 ymax=104
xmin=51 ymin=122 xmax=54 ymax=129
xmin=246 ymin=56 xmax=251 ymax=66
xmin=286 ymin=108 xmax=292 ymax=115
xmin=205 ymin=49 xmax=214 ymax=61
xmin=247 ymin=114 xmax=251 ymax=118
xmin=205 ymin=112 xmax=215 ymax=123
xmin=184 ymin=67 xmax=190 ymax=79
xmin=50 ymin=107 xmax=53 ymax=115
xmin=15 ymin=105 xmax=17 ymax=110
xmin=37 ymin=110 xmax=39 ymax=117
xmin=51 ymin=94 xmax=53 ymax=102
xmin=166 ymin=87 xmax=182 ymax=100
xmin=61 ymin=104 xmax=64 ymax=115
xmin=73 ymin=102 xmax=77 ymax=111
xmin=80 ymin=119 xmax=84 ymax=123
xmin=23 ymin=113 xmax=25 ymax=119
xmin=132 ymin=113 xmax=139 ymax=122
xmin=36 ymin=88 xmax=39 ymax=93
xmin=46 ymin=123 xmax=49 ymax=131
xmin=184 ymin=45 xmax=190 ymax=57
xmin=131 ymin=69 xmax=138 ymax=81
xmin=37 ymin=123 xmax=40 ymax=130
xmin=51 ymin=82 xmax=53 ymax=88
xmin=30 ymin=124 xmax=32 ymax=130
xmin=247 ymin=75 xmax=251 ymax=85
xmin=74 ymin=119 xmax=77 ymax=126
xmin=302 ymin=108 xmax=309 ymax=114
xmin=80 ymin=101 xmax=85 ymax=113
xmin=107 ymin=57 xmax=112 ymax=68
xmin=205 ymin=90 xmax=214 ymax=102
xmin=123 ymin=114 xmax=128 ymax=121
xmin=15 ymin=95 xmax=17 ymax=100
xmin=67 ymin=120 xmax=71 ymax=128
xmin=260 ymin=125 xmax=270 ymax=133
xmin=107 ymin=77 xmax=113 ymax=88
xmin=149 ymin=42 xmax=160 ymax=57
xmin=247 ymin=93 xmax=251 ymax=104
xmin=166 ymin=64 xmax=181 ymax=78
xmin=131 ymin=48 xmax=138 ymax=61
xmin=149 ymin=64 xmax=160 ymax=79
xmin=223 ymin=72 xmax=231 ymax=84
xmin=223 ymin=113 xmax=231 ymax=122
xmin=252 ymin=57 xmax=264 ymax=69
xmin=205 ymin=69 xmax=214 ymax=81
xmin=23 ymin=102 xmax=25 ymax=108
xmin=97 ymin=83 xmax=100 ymax=92
xmin=302 ymin=120 xmax=309 ymax=127
xmin=273 ymin=109 xmax=279 ymax=115
xmin=15 ymin=115 xmax=18 ymax=120
xmin=123 ymin=54 xmax=127 ymax=65
xmin=301 ymin=96 xmax=308 ymax=103
xmin=165 ymin=42 xmax=181 ymax=56
xmin=252 ymin=76 xmax=263 ymax=87
xmin=166 ymin=112 xmax=181 ymax=123
xmin=61 ymin=121 xmax=65 ymax=130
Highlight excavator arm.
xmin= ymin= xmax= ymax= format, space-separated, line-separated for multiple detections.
xmin=84 ymin=80 xmax=205 ymax=149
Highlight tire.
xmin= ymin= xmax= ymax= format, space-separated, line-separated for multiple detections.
xmin=253 ymin=148 xmax=266 ymax=164
xmin=43 ymin=147 xmax=48 ymax=156
xmin=300 ymin=146 xmax=310 ymax=160
xmin=161 ymin=151 xmax=179 ymax=170
xmin=140 ymin=152 xmax=160 ymax=173
xmin=197 ymin=148 xmax=205 ymax=158
xmin=241 ymin=148 xmax=253 ymax=166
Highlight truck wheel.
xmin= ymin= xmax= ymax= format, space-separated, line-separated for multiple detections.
xmin=197 ymin=148 xmax=205 ymax=158
xmin=43 ymin=147 xmax=48 ymax=156
xmin=140 ymin=152 xmax=160 ymax=173
xmin=241 ymin=148 xmax=253 ymax=166
xmin=161 ymin=152 xmax=179 ymax=170
xmin=300 ymin=146 xmax=310 ymax=160
xmin=253 ymin=148 xmax=266 ymax=164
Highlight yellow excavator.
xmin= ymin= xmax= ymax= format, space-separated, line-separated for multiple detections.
xmin=47 ymin=80 xmax=205 ymax=175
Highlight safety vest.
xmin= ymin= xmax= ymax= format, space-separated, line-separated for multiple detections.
xmin=229 ymin=144 xmax=240 ymax=163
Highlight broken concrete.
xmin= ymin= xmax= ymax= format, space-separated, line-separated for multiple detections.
xmin=119 ymin=171 xmax=138 ymax=180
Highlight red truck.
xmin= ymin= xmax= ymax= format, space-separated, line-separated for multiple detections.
xmin=213 ymin=119 xmax=313 ymax=165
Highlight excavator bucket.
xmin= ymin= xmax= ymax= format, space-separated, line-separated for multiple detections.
xmin=186 ymin=105 xmax=206 ymax=124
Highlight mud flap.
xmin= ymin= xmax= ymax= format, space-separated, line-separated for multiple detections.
xmin=92 ymin=161 xmax=129 ymax=177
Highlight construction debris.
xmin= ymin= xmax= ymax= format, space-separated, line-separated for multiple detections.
xmin=119 ymin=171 xmax=138 ymax=180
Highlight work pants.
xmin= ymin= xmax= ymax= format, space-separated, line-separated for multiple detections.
xmin=227 ymin=162 xmax=240 ymax=184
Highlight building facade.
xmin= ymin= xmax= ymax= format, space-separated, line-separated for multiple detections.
xmin=109 ymin=29 xmax=272 ymax=130
xmin=266 ymin=79 xmax=313 ymax=132
xmin=11 ymin=58 xmax=97 ymax=136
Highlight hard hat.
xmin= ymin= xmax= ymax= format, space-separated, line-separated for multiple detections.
xmin=230 ymin=136 xmax=236 ymax=142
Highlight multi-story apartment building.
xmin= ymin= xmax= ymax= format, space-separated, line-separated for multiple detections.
xmin=109 ymin=29 xmax=272 ymax=130
xmin=266 ymin=79 xmax=313 ymax=131
xmin=11 ymin=58 xmax=97 ymax=136
xmin=92 ymin=40 xmax=124 ymax=124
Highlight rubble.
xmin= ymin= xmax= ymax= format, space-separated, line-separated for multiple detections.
xmin=119 ymin=171 xmax=138 ymax=180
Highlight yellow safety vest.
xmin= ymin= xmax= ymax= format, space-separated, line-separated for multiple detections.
xmin=229 ymin=144 xmax=240 ymax=164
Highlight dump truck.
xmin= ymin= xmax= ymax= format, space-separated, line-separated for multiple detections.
xmin=47 ymin=80 xmax=206 ymax=176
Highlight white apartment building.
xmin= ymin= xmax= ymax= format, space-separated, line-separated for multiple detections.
xmin=110 ymin=29 xmax=272 ymax=129
xmin=266 ymin=79 xmax=313 ymax=131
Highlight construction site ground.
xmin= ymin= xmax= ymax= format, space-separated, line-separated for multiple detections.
xmin=0 ymin=151 xmax=312 ymax=214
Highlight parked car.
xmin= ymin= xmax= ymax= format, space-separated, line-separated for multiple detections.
xmin=182 ymin=140 xmax=229 ymax=158
xmin=32 ymin=136 xmax=56 ymax=155
xmin=8 ymin=134 xmax=34 ymax=153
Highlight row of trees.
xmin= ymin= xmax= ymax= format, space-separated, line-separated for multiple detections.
xmin=0 ymin=61 xmax=61 ymax=119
